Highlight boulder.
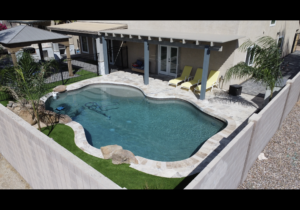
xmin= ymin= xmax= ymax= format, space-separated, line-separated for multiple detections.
xmin=53 ymin=85 xmax=67 ymax=93
xmin=111 ymin=149 xmax=138 ymax=165
xmin=58 ymin=114 xmax=72 ymax=124
xmin=7 ymin=101 xmax=14 ymax=107
xmin=18 ymin=109 xmax=37 ymax=125
xmin=12 ymin=103 xmax=20 ymax=108
xmin=100 ymin=145 xmax=123 ymax=159
xmin=25 ymin=104 xmax=32 ymax=109
xmin=12 ymin=106 xmax=21 ymax=114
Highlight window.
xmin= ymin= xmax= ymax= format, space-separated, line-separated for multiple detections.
xmin=270 ymin=20 xmax=276 ymax=26
xmin=245 ymin=46 xmax=254 ymax=66
xmin=277 ymin=36 xmax=284 ymax=51
xmin=81 ymin=36 xmax=89 ymax=53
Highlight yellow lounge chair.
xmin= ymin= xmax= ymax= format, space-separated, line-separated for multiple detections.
xmin=180 ymin=68 xmax=203 ymax=91
xmin=168 ymin=66 xmax=193 ymax=87
xmin=194 ymin=70 xmax=220 ymax=93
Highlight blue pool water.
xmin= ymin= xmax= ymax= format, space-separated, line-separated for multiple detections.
xmin=46 ymin=84 xmax=226 ymax=161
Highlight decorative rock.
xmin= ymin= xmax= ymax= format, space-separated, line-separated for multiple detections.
xmin=258 ymin=153 xmax=268 ymax=160
xmin=53 ymin=85 xmax=67 ymax=93
xmin=18 ymin=109 xmax=37 ymax=125
xmin=13 ymin=106 xmax=21 ymax=113
xmin=12 ymin=103 xmax=20 ymax=108
xmin=25 ymin=104 xmax=32 ymax=109
xmin=101 ymin=145 xmax=123 ymax=159
xmin=58 ymin=114 xmax=72 ymax=124
xmin=111 ymin=149 xmax=138 ymax=165
xmin=7 ymin=101 xmax=14 ymax=107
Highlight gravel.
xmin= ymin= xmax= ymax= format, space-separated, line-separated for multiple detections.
xmin=239 ymin=100 xmax=300 ymax=189
xmin=0 ymin=152 xmax=31 ymax=189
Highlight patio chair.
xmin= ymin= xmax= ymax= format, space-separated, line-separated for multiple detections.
xmin=194 ymin=70 xmax=220 ymax=94
xmin=168 ymin=66 xmax=193 ymax=87
xmin=180 ymin=68 xmax=203 ymax=91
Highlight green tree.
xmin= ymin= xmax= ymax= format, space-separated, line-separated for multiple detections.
xmin=0 ymin=52 xmax=59 ymax=131
xmin=224 ymin=36 xmax=283 ymax=100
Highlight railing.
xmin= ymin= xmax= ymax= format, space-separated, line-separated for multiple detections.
xmin=44 ymin=53 xmax=99 ymax=90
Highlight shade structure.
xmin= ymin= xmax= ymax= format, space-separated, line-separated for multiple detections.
xmin=0 ymin=25 xmax=70 ymax=47
xmin=48 ymin=22 xmax=127 ymax=35
xmin=0 ymin=25 xmax=73 ymax=76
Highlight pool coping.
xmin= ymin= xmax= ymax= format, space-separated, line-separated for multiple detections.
xmin=41 ymin=76 xmax=236 ymax=178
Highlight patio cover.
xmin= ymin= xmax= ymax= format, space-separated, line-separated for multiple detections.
xmin=98 ymin=28 xmax=245 ymax=100
xmin=48 ymin=22 xmax=127 ymax=35
xmin=99 ymin=28 xmax=245 ymax=44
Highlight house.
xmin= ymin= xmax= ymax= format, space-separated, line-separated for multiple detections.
xmin=1 ymin=20 xmax=80 ymax=60
xmin=48 ymin=21 xmax=300 ymax=99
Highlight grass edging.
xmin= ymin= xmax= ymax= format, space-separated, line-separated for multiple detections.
xmin=41 ymin=124 xmax=197 ymax=189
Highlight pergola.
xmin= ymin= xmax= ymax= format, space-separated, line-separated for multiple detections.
xmin=98 ymin=28 xmax=245 ymax=100
xmin=0 ymin=25 xmax=74 ymax=76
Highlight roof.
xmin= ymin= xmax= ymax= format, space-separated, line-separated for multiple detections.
xmin=99 ymin=28 xmax=245 ymax=43
xmin=6 ymin=20 xmax=51 ymax=24
xmin=48 ymin=22 xmax=127 ymax=35
xmin=0 ymin=25 xmax=70 ymax=46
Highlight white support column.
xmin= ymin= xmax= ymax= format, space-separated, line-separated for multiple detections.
xmin=200 ymin=46 xmax=211 ymax=100
xmin=96 ymin=37 xmax=106 ymax=75
xmin=144 ymin=40 xmax=149 ymax=85
xmin=101 ymin=36 xmax=110 ymax=75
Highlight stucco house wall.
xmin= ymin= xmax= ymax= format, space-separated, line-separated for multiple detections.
xmin=80 ymin=21 xmax=299 ymax=89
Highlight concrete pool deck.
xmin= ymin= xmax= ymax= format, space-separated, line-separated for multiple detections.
xmin=42 ymin=71 xmax=263 ymax=178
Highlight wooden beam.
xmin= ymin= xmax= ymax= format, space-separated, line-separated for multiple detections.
xmin=65 ymin=45 xmax=73 ymax=76
xmin=100 ymin=35 xmax=223 ymax=51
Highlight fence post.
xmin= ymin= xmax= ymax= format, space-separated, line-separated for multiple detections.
xmin=60 ymin=68 xmax=64 ymax=85
xmin=96 ymin=53 xmax=99 ymax=76
xmin=126 ymin=46 xmax=128 ymax=68
xmin=120 ymin=47 xmax=123 ymax=70
xmin=240 ymin=114 xmax=261 ymax=184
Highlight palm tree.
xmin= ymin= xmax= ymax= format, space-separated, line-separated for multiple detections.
xmin=0 ymin=52 xmax=59 ymax=131
xmin=224 ymin=36 xmax=283 ymax=100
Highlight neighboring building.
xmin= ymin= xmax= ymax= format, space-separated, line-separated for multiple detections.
xmin=49 ymin=21 xmax=300 ymax=94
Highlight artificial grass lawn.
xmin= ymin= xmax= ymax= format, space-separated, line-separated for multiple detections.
xmin=0 ymin=100 xmax=10 ymax=107
xmin=46 ymin=69 xmax=98 ymax=91
xmin=42 ymin=124 xmax=197 ymax=189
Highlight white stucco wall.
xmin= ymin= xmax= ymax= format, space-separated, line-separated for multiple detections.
xmin=80 ymin=21 xmax=299 ymax=88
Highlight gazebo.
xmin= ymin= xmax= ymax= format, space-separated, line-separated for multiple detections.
xmin=0 ymin=25 xmax=74 ymax=76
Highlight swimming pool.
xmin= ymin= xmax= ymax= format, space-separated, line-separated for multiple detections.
xmin=46 ymin=84 xmax=226 ymax=162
